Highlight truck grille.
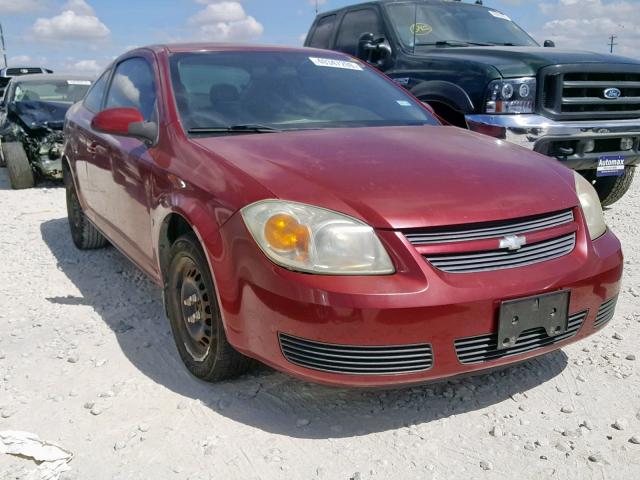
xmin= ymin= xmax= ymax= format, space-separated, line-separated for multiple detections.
xmin=404 ymin=209 xmax=573 ymax=245
xmin=279 ymin=333 xmax=433 ymax=375
xmin=5 ymin=67 xmax=43 ymax=76
xmin=594 ymin=296 xmax=617 ymax=329
xmin=540 ymin=64 xmax=640 ymax=120
xmin=454 ymin=311 xmax=586 ymax=365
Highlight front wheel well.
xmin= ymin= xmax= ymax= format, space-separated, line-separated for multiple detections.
xmin=158 ymin=213 xmax=196 ymax=282
xmin=422 ymin=100 xmax=468 ymax=129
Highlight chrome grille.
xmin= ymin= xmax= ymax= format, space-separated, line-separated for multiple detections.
xmin=594 ymin=297 xmax=617 ymax=329
xmin=540 ymin=65 xmax=640 ymax=120
xmin=404 ymin=209 xmax=573 ymax=245
xmin=455 ymin=311 xmax=586 ymax=365
xmin=279 ymin=333 xmax=433 ymax=375
xmin=425 ymin=233 xmax=576 ymax=273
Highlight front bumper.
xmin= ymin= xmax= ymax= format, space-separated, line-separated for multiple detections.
xmin=35 ymin=156 xmax=62 ymax=179
xmin=210 ymin=213 xmax=623 ymax=388
xmin=466 ymin=114 xmax=640 ymax=171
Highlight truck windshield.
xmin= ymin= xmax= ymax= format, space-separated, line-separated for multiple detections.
xmin=386 ymin=3 xmax=538 ymax=48
xmin=169 ymin=51 xmax=439 ymax=133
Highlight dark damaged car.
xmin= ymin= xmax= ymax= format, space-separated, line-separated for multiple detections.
xmin=0 ymin=74 xmax=92 ymax=189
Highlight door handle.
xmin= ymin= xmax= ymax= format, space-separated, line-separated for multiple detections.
xmin=87 ymin=142 xmax=97 ymax=155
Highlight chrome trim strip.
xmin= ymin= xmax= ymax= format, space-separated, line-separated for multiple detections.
xmin=405 ymin=210 xmax=573 ymax=245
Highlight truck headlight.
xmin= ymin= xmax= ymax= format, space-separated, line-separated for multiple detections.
xmin=241 ymin=200 xmax=395 ymax=275
xmin=485 ymin=77 xmax=536 ymax=114
xmin=574 ymin=172 xmax=606 ymax=240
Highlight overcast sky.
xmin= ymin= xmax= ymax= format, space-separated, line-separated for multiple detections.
xmin=0 ymin=0 xmax=638 ymax=75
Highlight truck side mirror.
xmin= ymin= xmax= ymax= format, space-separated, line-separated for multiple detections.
xmin=356 ymin=33 xmax=392 ymax=69
xmin=544 ymin=40 xmax=555 ymax=48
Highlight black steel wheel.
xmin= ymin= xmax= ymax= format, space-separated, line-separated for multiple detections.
xmin=165 ymin=233 xmax=254 ymax=382
xmin=64 ymin=166 xmax=108 ymax=250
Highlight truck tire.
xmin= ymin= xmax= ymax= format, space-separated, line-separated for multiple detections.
xmin=65 ymin=168 xmax=109 ymax=250
xmin=585 ymin=166 xmax=636 ymax=207
xmin=2 ymin=142 xmax=34 ymax=189
xmin=165 ymin=232 xmax=254 ymax=382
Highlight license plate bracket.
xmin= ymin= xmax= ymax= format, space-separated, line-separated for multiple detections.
xmin=497 ymin=290 xmax=570 ymax=350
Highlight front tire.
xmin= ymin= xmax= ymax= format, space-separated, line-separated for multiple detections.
xmin=165 ymin=233 xmax=253 ymax=382
xmin=64 ymin=168 xmax=108 ymax=250
xmin=2 ymin=142 xmax=34 ymax=189
xmin=583 ymin=166 xmax=636 ymax=206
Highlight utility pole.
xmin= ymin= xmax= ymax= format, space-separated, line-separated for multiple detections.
xmin=0 ymin=23 xmax=7 ymax=68
xmin=608 ymin=34 xmax=618 ymax=53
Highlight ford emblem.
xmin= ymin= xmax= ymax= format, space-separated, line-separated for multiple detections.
xmin=603 ymin=87 xmax=622 ymax=99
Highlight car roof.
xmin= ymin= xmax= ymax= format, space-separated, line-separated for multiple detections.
xmin=131 ymin=43 xmax=351 ymax=56
xmin=11 ymin=73 xmax=93 ymax=83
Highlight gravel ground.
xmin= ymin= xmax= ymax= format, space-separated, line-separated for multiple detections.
xmin=0 ymin=166 xmax=639 ymax=480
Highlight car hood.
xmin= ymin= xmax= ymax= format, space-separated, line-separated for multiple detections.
xmin=10 ymin=100 xmax=70 ymax=130
xmin=192 ymin=126 xmax=578 ymax=229
xmin=417 ymin=46 xmax=640 ymax=77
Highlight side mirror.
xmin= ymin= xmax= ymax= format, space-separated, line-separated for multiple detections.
xmin=91 ymin=107 xmax=156 ymax=144
xmin=356 ymin=33 xmax=392 ymax=69
xmin=544 ymin=40 xmax=555 ymax=48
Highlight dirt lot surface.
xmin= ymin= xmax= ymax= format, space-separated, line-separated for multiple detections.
xmin=0 ymin=167 xmax=639 ymax=480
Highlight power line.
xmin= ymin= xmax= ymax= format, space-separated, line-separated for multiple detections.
xmin=608 ymin=34 xmax=618 ymax=53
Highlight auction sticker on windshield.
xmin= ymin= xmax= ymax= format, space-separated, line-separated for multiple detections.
xmin=488 ymin=10 xmax=511 ymax=21
xmin=309 ymin=57 xmax=363 ymax=71
xmin=67 ymin=80 xmax=92 ymax=85
xmin=597 ymin=155 xmax=625 ymax=177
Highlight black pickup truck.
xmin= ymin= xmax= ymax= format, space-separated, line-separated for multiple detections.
xmin=305 ymin=0 xmax=640 ymax=205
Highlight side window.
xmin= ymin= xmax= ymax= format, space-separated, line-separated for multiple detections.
xmin=335 ymin=9 xmax=382 ymax=55
xmin=83 ymin=69 xmax=111 ymax=112
xmin=105 ymin=57 xmax=157 ymax=121
xmin=308 ymin=15 xmax=337 ymax=48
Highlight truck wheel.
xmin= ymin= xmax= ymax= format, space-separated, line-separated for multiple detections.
xmin=2 ymin=142 xmax=34 ymax=189
xmin=165 ymin=232 xmax=254 ymax=382
xmin=65 ymin=169 xmax=109 ymax=249
xmin=585 ymin=166 xmax=636 ymax=207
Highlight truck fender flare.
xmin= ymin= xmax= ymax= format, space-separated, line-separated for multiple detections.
xmin=410 ymin=81 xmax=475 ymax=114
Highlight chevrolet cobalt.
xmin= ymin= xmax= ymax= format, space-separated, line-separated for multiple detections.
xmin=63 ymin=45 xmax=622 ymax=387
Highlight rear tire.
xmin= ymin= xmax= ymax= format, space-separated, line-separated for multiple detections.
xmin=165 ymin=233 xmax=254 ymax=382
xmin=582 ymin=166 xmax=636 ymax=206
xmin=64 ymin=167 xmax=108 ymax=250
xmin=2 ymin=142 xmax=34 ymax=189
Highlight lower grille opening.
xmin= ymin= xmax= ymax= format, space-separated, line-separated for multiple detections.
xmin=454 ymin=311 xmax=587 ymax=365
xmin=279 ymin=333 xmax=433 ymax=375
xmin=594 ymin=297 xmax=617 ymax=329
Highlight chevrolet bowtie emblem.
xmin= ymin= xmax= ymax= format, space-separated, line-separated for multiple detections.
xmin=499 ymin=234 xmax=527 ymax=251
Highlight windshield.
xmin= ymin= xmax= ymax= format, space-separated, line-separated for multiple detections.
xmin=387 ymin=2 xmax=538 ymax=48
xmin=169 ymin=51 xmax=439 ymax=133
xmin=13 ymin=79 xmax=92 ymax=104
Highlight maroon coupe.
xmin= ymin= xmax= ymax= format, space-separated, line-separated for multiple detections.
xmin=62 ymin=44 xmax=622 ymax=387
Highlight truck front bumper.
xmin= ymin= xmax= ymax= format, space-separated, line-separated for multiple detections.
xmin=465 ymin=114 xmax=640 ymax=170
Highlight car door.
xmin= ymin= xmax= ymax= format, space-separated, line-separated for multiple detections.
xmin=70 ymin=67 xmax=112 ymax=215
xmin=96 ymin=55 xmax=159 ymax=273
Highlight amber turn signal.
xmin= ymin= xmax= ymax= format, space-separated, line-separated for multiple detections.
xmin=264 ymin=213 xmax=309 ymax=253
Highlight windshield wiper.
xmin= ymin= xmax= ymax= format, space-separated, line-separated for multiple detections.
xmin=417 ymin=40 xmax=494 ymax=47
xmin=188 ymin=124 xmax=281 ymax=134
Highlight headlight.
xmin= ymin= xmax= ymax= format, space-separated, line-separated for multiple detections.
xmin=485 ymin=77 xmax=536 ymax=114
xmin=574 ymin=171 xmax=606 ymax=240
xmin=241 ymin=200 xmax=395 ymax=275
